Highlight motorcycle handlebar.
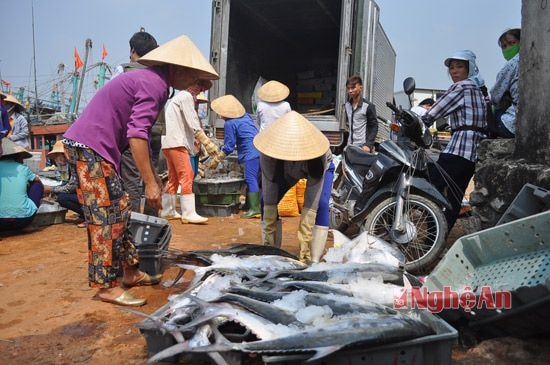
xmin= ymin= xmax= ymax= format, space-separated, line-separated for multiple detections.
xmin=399 ymin=110 xmax=420 ymax=128
xmin=386 ymin=102 xmax=400 ymax=114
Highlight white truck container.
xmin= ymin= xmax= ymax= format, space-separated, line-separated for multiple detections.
xmin=209 ymin=0 xmax=395 ymax=146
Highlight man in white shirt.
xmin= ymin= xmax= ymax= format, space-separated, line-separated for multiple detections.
xmin=256 ymin=80 xmax=291 ymax=131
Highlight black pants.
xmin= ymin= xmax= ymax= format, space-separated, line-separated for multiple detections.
xmin=56 ymin=192 xmax=84 ymax=217
xmin=120 ymin=146 xmax=159 ymax=217
xmin=429 ymin=153 xmax=475 ymax=229
xmin=0 ymin=181 xmax=44 ymax=232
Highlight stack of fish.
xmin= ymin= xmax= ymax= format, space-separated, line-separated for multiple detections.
xmin=131 ymin=233 xmax=434 ymax=364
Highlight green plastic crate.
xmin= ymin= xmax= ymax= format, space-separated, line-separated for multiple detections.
xmin=193 ymin=178 xmax=246 ymax=195
xmin=196 ymin=192 xmax=242 ymax=205
xmin=425 ymin=210 xmax=550 ymax=336
xmin=426 ymin=210 xmax=550 ymax=294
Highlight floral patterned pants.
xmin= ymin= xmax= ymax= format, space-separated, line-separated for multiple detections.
xmin=64 ymin=144 xmax=139 ymax=288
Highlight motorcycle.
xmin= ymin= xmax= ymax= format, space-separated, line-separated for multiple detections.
xmin=330 ymin=77 xmax=451 ymax=274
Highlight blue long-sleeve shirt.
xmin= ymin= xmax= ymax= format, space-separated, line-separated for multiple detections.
xmin=0 ymin=104 xmax=10 ymax=138
xmin=490 ymin=54 xmax=519 ymax=134
xmin=221 ymin=113 xmax=259 ymax=163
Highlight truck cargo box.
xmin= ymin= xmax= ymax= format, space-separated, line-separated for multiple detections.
xmin=210 ymin=0 xmax=395 ymax=146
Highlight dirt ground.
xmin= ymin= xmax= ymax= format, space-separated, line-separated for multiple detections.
xmin=0 ymin=213 xmax=548 ymax=365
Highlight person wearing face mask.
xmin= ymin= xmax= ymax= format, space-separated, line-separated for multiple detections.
xmin=490 ymin=28 xmax=520 ymax=139
xmin=422 ymin=50 xmax=487 ymax=230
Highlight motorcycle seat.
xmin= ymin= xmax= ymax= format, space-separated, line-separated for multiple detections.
xmin=345 ymin=145 xmax=378 ymax=167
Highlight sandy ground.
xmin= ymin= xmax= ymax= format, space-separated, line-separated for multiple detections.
xmin=0 ymin=212 xmax=548 ymax=365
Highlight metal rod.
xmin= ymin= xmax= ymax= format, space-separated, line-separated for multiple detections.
xmin=31 ymin=0 xmax=39 ymax=114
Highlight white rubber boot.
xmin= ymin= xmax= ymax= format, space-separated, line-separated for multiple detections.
xmin=180 ymin=194 xmax=208 ymax=224
xmin=160 ymin=194 xmax=181 ymax=220
xmin=310 ymin=225 xmax=329 ymax=263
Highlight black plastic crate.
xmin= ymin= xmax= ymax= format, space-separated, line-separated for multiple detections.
xmin=137 ymin=308 xmax=456 ymax=365
xmin=138 ymin=251 xmax=166 ymax=276
xmin=136 ymin=237 xmax=170 ymax=256
xmin=197 ymin=203 xmax=240 ymax=217
xmin=497 ymin=183 xmax=550 ymax=225
xmin=193 ymin=178 xmax=246 ymax=195
xmin=128 ymin=212 xmax=169 ymax=249
xmin=136 ymin=224 xmax=172 ymax=253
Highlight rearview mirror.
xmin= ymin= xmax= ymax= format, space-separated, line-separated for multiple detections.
xmin=403 ymin=77 xmax=416 ymax=95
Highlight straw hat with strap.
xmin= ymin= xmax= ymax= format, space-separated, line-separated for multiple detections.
xmin=253 ymin=111 xmax=329 ymax=161
xmin=1 ymin=138 xmax=32 ymax=160
xmin=138 ymin=35 xmax=219 ymax=89
xmin=3 ymin=94 xmax=24 ymax=111
xmin=257 ymin=80 xmax=290 ymax=103
xmin=210 ymin=95 xmax=246 ymax=119
xmin=47 ymin=140 xmax=66 ymax=159
xmin=196 ymin=92 xmax=209 ymax=104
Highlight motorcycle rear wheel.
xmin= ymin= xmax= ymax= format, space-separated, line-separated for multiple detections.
xmin=362 ymin=194 xmax=448 ymax=274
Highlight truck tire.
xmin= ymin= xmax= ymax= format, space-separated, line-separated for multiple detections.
xmin=362 ymin=194 xmax=448 ymax=274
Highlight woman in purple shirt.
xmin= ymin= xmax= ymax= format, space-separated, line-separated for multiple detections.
xmin=62 ymin=35 xmax=219 ymax=307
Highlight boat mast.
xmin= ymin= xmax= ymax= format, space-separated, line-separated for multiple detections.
xmin=57 ymin=63 xmax=66 ymax=114
xmin=74 ymin=38 xmax=92 ymax=114
xmin=31 ymin=0 xmax=39 ymax=115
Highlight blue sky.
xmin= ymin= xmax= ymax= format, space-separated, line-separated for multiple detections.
xmin=1 ymin=0 xmax=521 ymax=109
xmin=376 ymin=0 xmax=521 ymax=90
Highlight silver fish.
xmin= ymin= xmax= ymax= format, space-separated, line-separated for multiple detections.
xmin=329 ymin=230 xmax=406 ymax=267
xmin=260 ymin=262 xmax=403 ymax=285
xmin=226 ymin=286 xmax=395 ymax=317
xmin=178 ymin=254 xmax=307 ymax=287
xmin=216 ymin=293 xmax=296 ymax=325
xmin=188 ymin=314 xmax=434 ymax=362
xmin=173 ymin=295 xmax=282 ymax=340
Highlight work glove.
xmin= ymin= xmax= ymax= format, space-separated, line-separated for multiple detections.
xmin=194 ymin=130 xmax=220 ymax=158
xmin=198 ymin=162 xmax=206 ymax=178
xmin=262 ymin=205 xmax=279 ymax=247
xmin=208 ymin=151 xmax=226 ymax=170
xmin=297 ymin=208 xmax=317 ymax=263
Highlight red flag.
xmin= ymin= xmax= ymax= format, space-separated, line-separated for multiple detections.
xmin=74 ymin=47 xmax=84 ymax=71
xmin=101 ymin=44 xmax=108 ymax=60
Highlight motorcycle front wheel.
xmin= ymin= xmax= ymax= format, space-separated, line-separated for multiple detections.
xmin=362 ymin=194 xmax=448 ymax=274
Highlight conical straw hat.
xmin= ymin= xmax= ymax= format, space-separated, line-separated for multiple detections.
xmin=1 ymin=138 xmax=32 ymax=160
xmin=4 ymin=94 xmax=24 ymax=110
xmin=196 ymin=92 xmax=209 ymax=104
xmin=47 ymin=140 xmax=66 ymax=158
xmin=254 ymin=111 xmax=329 ymax=161
xmin=257 ymin=80 xmax=290 ymax=102
xmin=210 ymin=95 xmax=245 ymax=119
xmin=138 ymin=35 xmax=219 ymax=84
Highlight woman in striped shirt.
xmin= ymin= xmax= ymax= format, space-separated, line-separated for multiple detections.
xmin=422 ymin=50 xmax=487 ymax=230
